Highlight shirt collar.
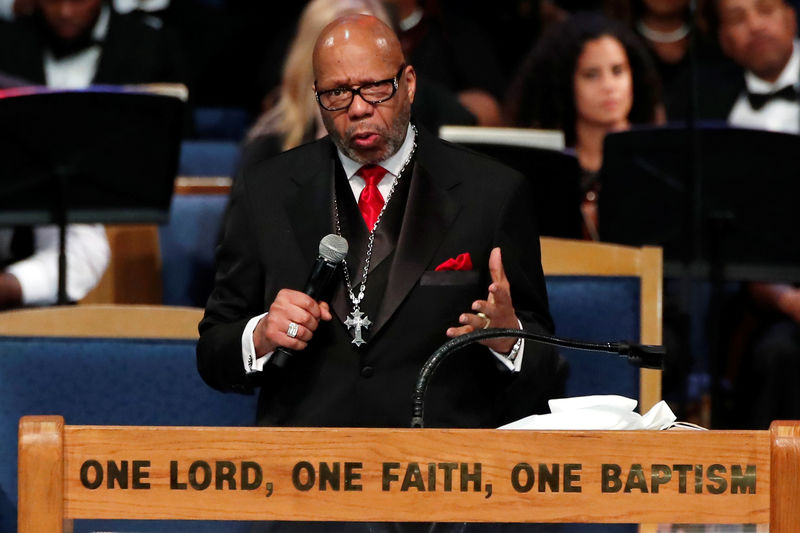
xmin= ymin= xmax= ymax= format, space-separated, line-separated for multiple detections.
xmin=337 ymin=124 xmax=415 ymax=180
xmin=398 ymin=7 xmax=424 ymax=31
xmin=113 ymin=0 xmax=170 ymax=14
xmin=92 ymin=4 xmax=111 ymax=42
xmin=745 ymin=39 xmax=800 ymax=93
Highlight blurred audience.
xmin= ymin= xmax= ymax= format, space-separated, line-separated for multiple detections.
xmin=1 ymin=0 xmax=796 ymax=429
xmin=384 ymin=0 xmax=507 ymax=125
xmin=442 ymin=1 xmax=546 ymax=87
xmin=0 ymin=0 xmax=192 ymax=309
xmin=507 ymin=11 xmax=661 ymax=239
xmin=708 ymin=0 xmax=800 ymax=428
xmin=710 ymin=0 xmax=799 ymax=132
xmin=243 ymin=0 xmax=473 ymax=163
xmin=116 ymin=0 xmax=270 ymax=109
xmin=606 ymin=0 xmax=739 ymax=120
xmin=0 ymin=0 xmax=188 ymax=88
xmin=507 ymin=13 xmax=697 ymax=412
xmin=0 ymin=0 xmax=34 ymax=19
xmin=0 ymin=226 xmax=109 ymax=309
xmin=0 ymin=0 xmax=259 ymax=108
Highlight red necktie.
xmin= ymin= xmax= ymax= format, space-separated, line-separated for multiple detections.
xmin=357 ymin=165 xmax=387 ymax=231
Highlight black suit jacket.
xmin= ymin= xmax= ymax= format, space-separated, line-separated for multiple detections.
xmin=197 ymin=127 xmax=560 ymax=428
xmin=0 ymin=10 xmax=188 ymax=86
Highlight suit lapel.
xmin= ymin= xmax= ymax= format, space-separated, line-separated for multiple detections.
xmin=19 ymin=22 xmax=47 ymax=83
xmin=296 ymin=130 xmax=462 ymax=339
xmin=93 ymin=11 xmax=119 ymax=83
xmin=283 ymin=149 xmax=339 ymax=303
xmin=371 ymin=143 xmax=462 ymax=336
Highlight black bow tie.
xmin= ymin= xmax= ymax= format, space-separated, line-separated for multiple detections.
xmin=746 ymin=85 xmax=798 ymax=110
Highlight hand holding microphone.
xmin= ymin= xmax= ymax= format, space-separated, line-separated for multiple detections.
xmin=253 ymin=234 xmax=348 ymax=368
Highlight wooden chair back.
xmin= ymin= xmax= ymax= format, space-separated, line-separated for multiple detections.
xmin=540 ymin=237 xmax=663 ymax=412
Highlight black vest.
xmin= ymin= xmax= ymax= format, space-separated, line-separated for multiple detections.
xmin=331 ymin=156 xmax=415 ymax=345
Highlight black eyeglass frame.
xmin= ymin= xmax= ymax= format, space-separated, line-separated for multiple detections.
xmin=314 ymin=64 xmax=407 ymax=111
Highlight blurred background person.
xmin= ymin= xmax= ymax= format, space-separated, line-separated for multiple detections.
xmin=382 ymin=0 xmax=507 ymax=125
xmin=708 ymin=0 xmax=800 ymax=132
xmin=704 ymin=0 xmax=800 ymax=429
xmin=506 ymin=13 xmax=698 ymax=417
xmin=0 ymin=0 xmax=190 ymax=309
xmin=0 ymin=226 xmax=109 ymax=309
xmin=605 ymin=0 xmax=739 ymax=120
xmin=507 ymin=11 xmax=662 ymax=240
xmin=0 ymin=0 xmax=33 ymax=19
xmin=0 ymin=0 xmax=188 ymax=89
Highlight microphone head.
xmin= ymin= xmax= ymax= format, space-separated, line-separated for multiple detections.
xmin=319 ymin=234 xmax=348 ymax=263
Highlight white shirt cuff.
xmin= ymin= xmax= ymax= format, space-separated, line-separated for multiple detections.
xmin=489 ymin=319 xmax=525 ymax=372
xmin=0 ymin=0 xmax=14 ymax=20
xmin=6 ymin=224 xmax=109 ymax=305
xmin=242 ymin=312 xmax=271 ymax=373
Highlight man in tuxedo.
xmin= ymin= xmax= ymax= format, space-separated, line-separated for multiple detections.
xmin=197 ymin=14 xmax=559 ymax=430
xmin=0 ymin=0 xmax=193 ymax=309
xmin=713 ymin=0 xmax=800 ymax=132
xmin=708 ymin=0 xmax=800 ymax=428
xmin=0 ymin=0 xmax=187 ymax=88
xmin=0 ymin=0 xmax=188 ymax=309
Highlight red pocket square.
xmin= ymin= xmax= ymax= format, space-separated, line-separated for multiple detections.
xmin=435 ymin=252 xmax=473 ymax=272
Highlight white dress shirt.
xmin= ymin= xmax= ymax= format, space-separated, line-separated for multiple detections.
xmin=4 ymin=225 xmax=110 ymax=304
xmin=728 ymin=40 xmax=800 ymax=134
xmin=241 ymin=126 xmax=524 ymax=374
xmin=0 ymin=0 xmax=13 ymax=20
xmin=113 ymin=0 xmax=170 ymax=14
xmin=43 ymin=5 xmax=110 ymax=89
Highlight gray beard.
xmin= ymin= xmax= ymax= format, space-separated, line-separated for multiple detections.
xmin=325 ymin=104 xmax=411 ymax=165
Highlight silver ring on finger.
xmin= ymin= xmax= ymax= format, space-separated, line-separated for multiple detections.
xmin=286 ymin=321 xmax=300 ymax=338
xmin=477 ymin=312 xmax=491 ymax=329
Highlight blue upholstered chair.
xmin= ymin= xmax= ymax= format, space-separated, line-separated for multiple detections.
xmin=80 ymin=141 xmax=238 ymax=307
xmin=540 ymin=237 xmax=663 ymax=533
xmin=540 ymin=237 xmax=663 ymax=414
xmin=161 ymin=141 xmax=238 ymax=307
xmin=178 ymin=140 xmax=240 ymax=177
xmin=0 ymin=305 xmax=257 ymax=533
xmin=192 ymin=106 xmax=252 ymax=142
xmin=159 ymin=188 xmax=229 ymax=307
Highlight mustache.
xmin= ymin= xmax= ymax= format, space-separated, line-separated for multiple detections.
xmin=346 ymin=123 xmax=387 ymax=138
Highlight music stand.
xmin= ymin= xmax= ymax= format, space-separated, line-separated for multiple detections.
xmin=0 ymin=87 xmax=184 ymax=303
xmin=599 ymin=125 xmax=800 ymax=282
xmin=438 ymin=127 xmax=583 ymax=239
xmin=599 ymin=125 xmax=800 ymax=427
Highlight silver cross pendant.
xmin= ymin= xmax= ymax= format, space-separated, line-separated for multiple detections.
xmin=344 ymin=308 xmax=372 ymax=347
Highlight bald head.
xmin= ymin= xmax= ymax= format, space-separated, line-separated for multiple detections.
xmin=313 ymin=14 xmax=405 ymax=78
xmin=311 ymin=13 xmax=416 ymax=165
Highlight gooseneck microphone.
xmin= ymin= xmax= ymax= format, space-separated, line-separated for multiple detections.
xmin=410 ymin=328 xmax=665 ymax=428
xmin=271 ymin=234 xmax=348 ymax=368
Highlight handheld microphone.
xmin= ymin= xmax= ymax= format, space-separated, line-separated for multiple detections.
xmin=271 ymin=234 xmax=348 ymax=368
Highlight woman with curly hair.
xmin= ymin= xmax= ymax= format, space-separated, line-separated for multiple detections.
xmin=507 ymin=11 xmax=662 ymax=239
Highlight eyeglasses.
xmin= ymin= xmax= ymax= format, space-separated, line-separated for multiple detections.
xmin=315 ymin=64 xmax=406 ymax=111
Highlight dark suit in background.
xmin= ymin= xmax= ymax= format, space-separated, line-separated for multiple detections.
xmin=0 ymin=8 xmax=188 ymax=87
xmin=197 ymin=126 xmax=560 ymax=429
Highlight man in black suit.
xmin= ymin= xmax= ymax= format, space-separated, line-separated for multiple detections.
xmin=197 ymin=14 xmax=559 ymax=429
xmin=697 ymin=0 xmax=800 ymax=126
xmin=0 ymin=0 xmax=187 ymax=88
